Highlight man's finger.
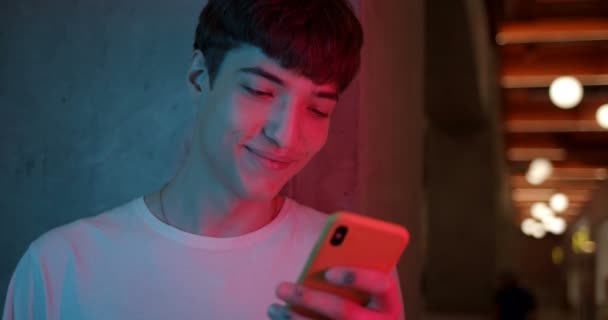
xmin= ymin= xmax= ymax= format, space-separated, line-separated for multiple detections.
xmin=268 ymin=303 xmax=313 ymax=320
xmin=324 ymin=266 xmax=402 ymax=316
xmin=325 ymin=266 xmax=393 ymax=295
xmin=276 ymin=282 xmax=373 ymax=320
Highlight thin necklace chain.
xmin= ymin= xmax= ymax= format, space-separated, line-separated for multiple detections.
xmin=159 ymin=183 xmax=170 ymax=225
xmin=158 ymin=184 xmax=281 ymax=227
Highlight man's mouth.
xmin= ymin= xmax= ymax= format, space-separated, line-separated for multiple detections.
xmin=244 ymin=146 xmax=295 ymax=170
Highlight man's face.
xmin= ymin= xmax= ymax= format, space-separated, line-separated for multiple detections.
xmin=190 ymin=45 xmax=338 ymax=201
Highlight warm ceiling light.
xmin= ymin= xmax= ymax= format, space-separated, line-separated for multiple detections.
xmin=526 ymin=158 xmax=553 ymax=185
xmin=530 ymin=223 xmax=546 ymax=239
xmin=521 ymin=218 xmax=546 ymax=238
xmin=549 ymin=193 xmax=569 ymax=213
xmin=552 ymin=246 xmax=564 ymax=265
xmin=596 ymin=104 xmax=608 ymax=129
xmin=531 ymin=202 xmax=554 ymax=221
xmin=572 ymin=227 xmax=592 ymax=253
xmin=543 ymin=216 xmax=566 ymax=235
xmin=582 ymin=241 xmax=596 ymax=253
xmin=521 ymin=218 xmax=536 ymax=236
xmin=549 ymin=76 xmax=583 ymax=109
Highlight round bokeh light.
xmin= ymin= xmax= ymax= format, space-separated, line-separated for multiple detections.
xmin=549 ymin=76 xmax=583 ymax=109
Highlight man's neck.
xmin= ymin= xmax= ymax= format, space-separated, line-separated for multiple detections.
xmin=144 ymin=154 xmax=284 ymax=238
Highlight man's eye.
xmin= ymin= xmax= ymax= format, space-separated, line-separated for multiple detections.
xmin=310 ymin=108 xmax=329 ymax=118
xmin=242 ymin=85 xmax=273 ymax=98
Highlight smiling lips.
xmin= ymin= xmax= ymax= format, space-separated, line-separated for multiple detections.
xmin=245 ymin=146 xmax=295 ymax=170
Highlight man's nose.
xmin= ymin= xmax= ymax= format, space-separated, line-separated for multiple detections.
xmin=263 ymin=100 xmax=300 ymax=148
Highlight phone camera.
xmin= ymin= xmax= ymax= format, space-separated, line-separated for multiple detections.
xmin=330 ymin=225 xmax=348 ymax=246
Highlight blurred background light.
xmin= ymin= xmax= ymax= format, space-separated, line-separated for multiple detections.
xmin=551 ymin=246 xmax=564 ymax=265
xmin=521 ymin=218 xmax=537 ymax=235
xmin=549 ymin=76 xmax=583 ymax=109
xmin=530 ymin=222 xmax=546 ymax=239
xmin=521 ymin=218 xmax=547 ymax=239
xmin=543 ymin=216 xmax=566 ymax=235
xmin=526 ymin=158 xmax=553 ymax=185
xmin=531 ymin=202 xmax=554 ymax=221
xmin=572 ymin=227 xmax=592 ymax=254
xmin=549 ymin=193 xmax=569 ymax=213
xmin=581 ymin=241 xmax=596 ymax=253
xmin=596 ymin=103 xmax=608 ymax=129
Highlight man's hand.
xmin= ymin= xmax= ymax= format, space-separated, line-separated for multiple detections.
xmin=267 ymin=266 xmax=402 ymax=320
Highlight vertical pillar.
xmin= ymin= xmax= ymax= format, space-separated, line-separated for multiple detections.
xmin=423 ymin=0 xmax=502 ymax=314
xmin=358 ymin=1 xmax=425 ymax=319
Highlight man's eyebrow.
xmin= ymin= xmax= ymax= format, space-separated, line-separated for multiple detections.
xmin=315 ymin=91 xmax=339 ymax=102
xmin=238 ymin=66 xmax=339 ymax=101
xmin=238 ymin=67 xmax=285 ymax=86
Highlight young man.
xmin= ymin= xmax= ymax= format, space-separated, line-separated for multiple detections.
xmin=3 ymin=1 xmax=405 ymax=319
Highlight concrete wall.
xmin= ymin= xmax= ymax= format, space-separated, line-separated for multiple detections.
xmin=1 ymin=0 xmax=425 ymax=316
xmin=1 ymin=0 xmax=203 ymax=310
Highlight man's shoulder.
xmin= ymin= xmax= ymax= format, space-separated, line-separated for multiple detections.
xmin=27 ymin=197 xmax=140 ymax=260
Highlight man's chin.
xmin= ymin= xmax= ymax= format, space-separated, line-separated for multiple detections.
xmin=245 ymin=189 xmax=282 ymax=203
xmin=236 ymin=171 xmax=285 ymax=194
xmin=230 ymin=181 xmax=276 ymax=201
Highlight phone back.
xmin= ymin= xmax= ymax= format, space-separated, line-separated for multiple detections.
xmin=290 ymin=211 xmax=409 ymax=319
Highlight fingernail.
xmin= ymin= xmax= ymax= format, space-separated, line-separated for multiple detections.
xmin=342 ymin=270 xmax=356 ymax=285
xmin=326 ymin=268 xmax=355 ymax=285
xmin=280 ymin=309 xmax=292 ymax=320
xmin=325 ymin=268 xmax=342 ymax=283
xmin=268 ymin=304 xmax=281 ymax=315
xmin=268 ymin=304 xmax=291 ymax=319
xmin=278 ymin=283 xmax=292 ymax=297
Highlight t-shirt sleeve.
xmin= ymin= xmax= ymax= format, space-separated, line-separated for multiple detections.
xmin=2 ymin=247 xmax=49 ymax=320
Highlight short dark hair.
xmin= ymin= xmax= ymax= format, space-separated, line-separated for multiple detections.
xmin=194 ymin=0 xmax=363 ymax=94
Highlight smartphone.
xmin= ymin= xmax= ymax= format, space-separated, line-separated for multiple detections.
xmin=288 ymin=211 xmax=410 ymax=319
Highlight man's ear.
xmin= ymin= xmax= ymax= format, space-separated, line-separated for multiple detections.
xmin=187 ymin=50 xmax=208 ymax=93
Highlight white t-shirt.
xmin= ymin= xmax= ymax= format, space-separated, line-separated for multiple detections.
xmin=2 ymin=196 xmax=330 ymax=319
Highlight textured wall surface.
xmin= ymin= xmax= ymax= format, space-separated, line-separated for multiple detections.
xmin=286 ymin=1 xmax=425 ymax=318
xmin=1 ymin=0 xmax=425 ymax=316
xmin=1 ymin=0 xmax=405 ymax=313
xmin=0 ymin=0 xmax=203 ymax=309
xmin=359 ymin=1 xmax=424 ymax=318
